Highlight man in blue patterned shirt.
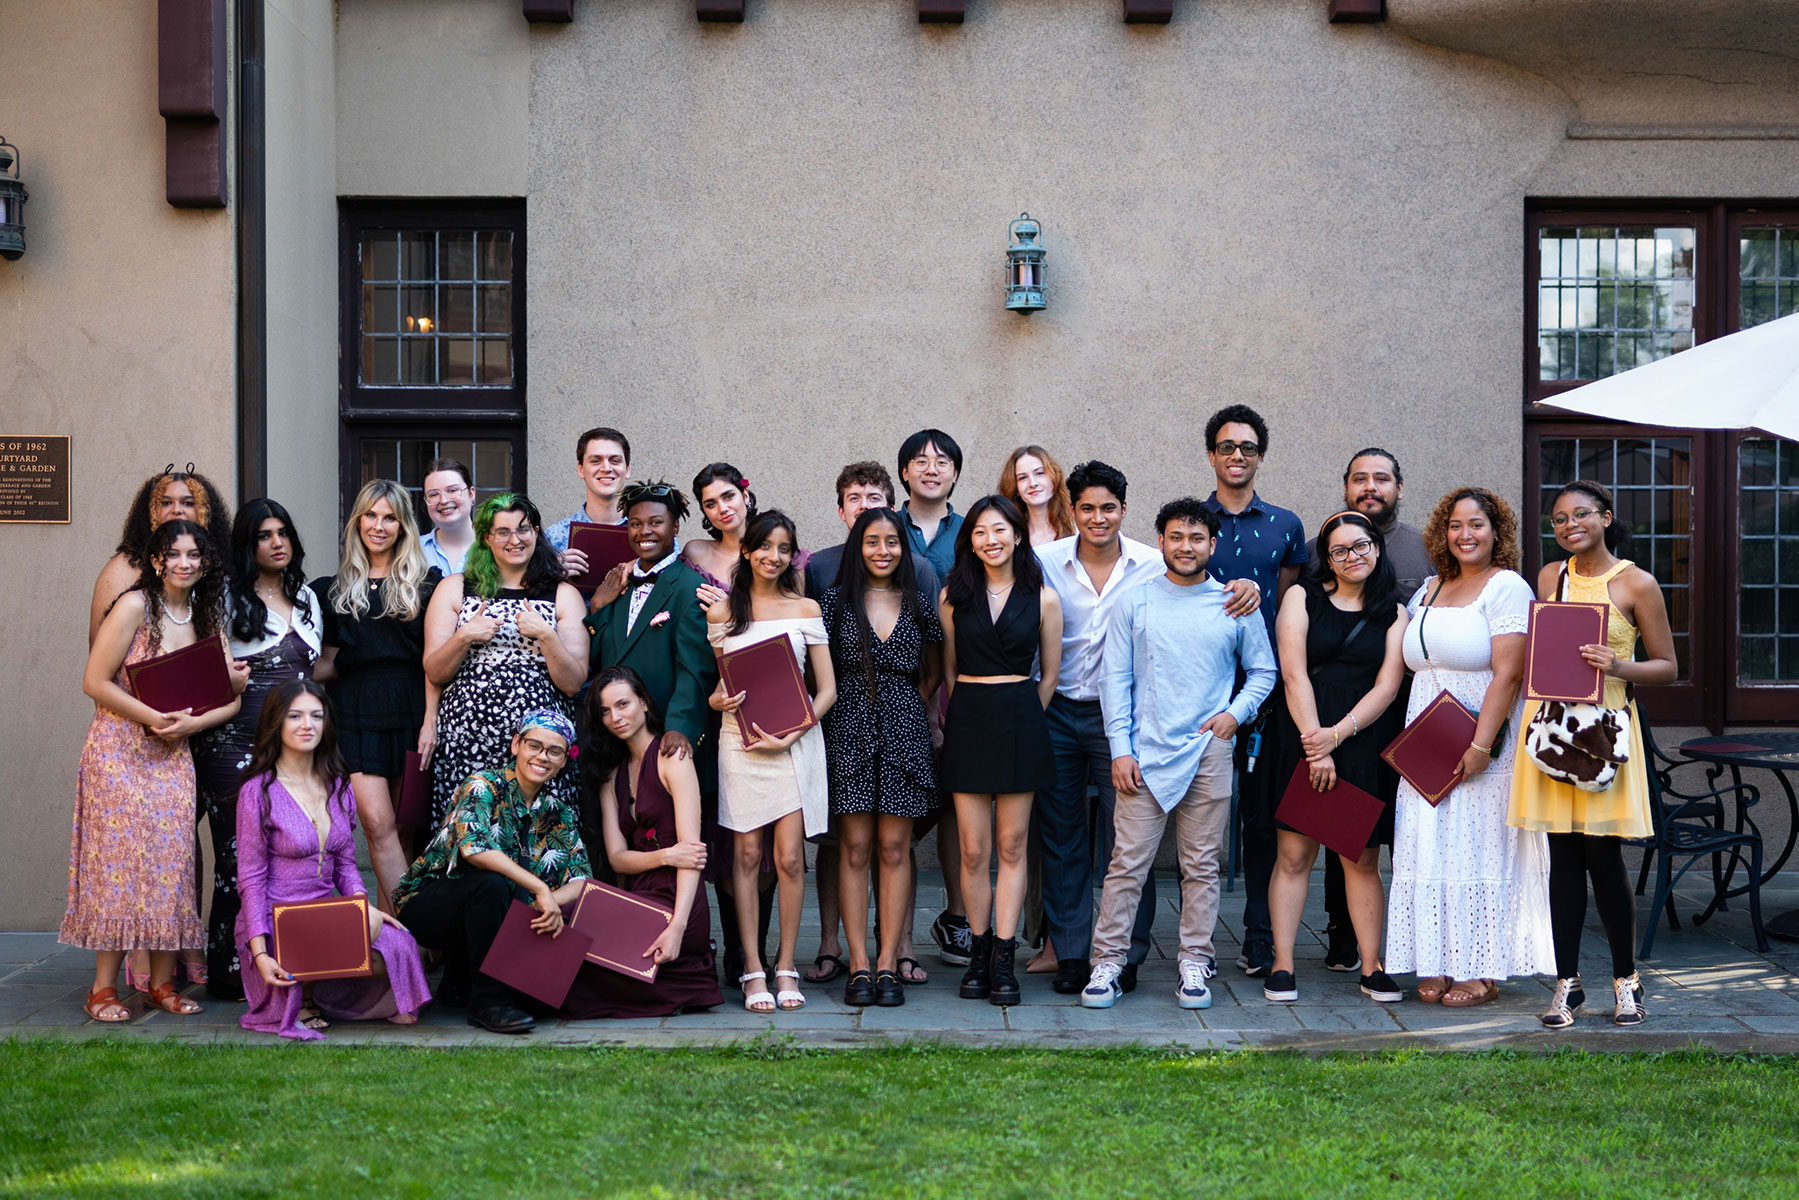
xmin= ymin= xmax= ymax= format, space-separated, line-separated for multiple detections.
xmin=1198 ymin=404 xmax=1308 ymax=980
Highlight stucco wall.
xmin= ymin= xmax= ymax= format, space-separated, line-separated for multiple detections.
xmin=0 ymin=1 xmax=237 ymax=929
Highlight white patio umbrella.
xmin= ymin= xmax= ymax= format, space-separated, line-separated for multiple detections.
xmin=1537 ymin=311 xmax=1799 ymax=442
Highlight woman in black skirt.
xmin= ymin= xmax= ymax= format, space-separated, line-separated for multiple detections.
xmin=1266 ymin=511 xmax=1409 ymax=1006
xmin=938 ymin=495 xmax=1062 ymax=1006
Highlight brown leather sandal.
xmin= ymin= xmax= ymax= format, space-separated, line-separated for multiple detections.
xmin=1442 ymin=978 xmax=1499 ymax=1007
xmin=83 ymin=987 xmax=132 ymax=1023
xmin=143 ymin=982 xmax=203 ymax=1015
xmin=1415 ymin=976 xmax=1451 ymax=1004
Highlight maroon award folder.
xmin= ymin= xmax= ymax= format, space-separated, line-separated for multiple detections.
xmin=1380 ymin=689 xmax=1479 ymax=806
xmin=1274 ymin=762 xmax=1386 ymax=861
xmin=270 ymin=895 xmax=374 ymax=982
xmin=124 ymin=636 xmax=235 ymax=716
xmin=567 ymin=880 xmax=675 ymax=983
xmin=1524 ymin=600 xmax=1608 ymax=704
xmin=394 ymin=751 xmax=432 ymax=829
xmin=717 ymin=633 xmax=817 ymax=743
xmin=478 ymin=899 xmax=594 ymax=1008
xmin=565 ymin=521 xmax=635 ymax=592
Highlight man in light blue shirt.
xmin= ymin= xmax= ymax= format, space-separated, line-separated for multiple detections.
xmin=1082 ymin=499 xmax=1277 ymax=1011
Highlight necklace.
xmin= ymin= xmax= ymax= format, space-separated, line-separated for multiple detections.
xmin=985 ymin=583 xmax=1014 ymax=597
xmin=165 ymin=599 xmax=193 ymax=626
xmin=866 ymin=583 xmax=895 ymax=592
xmin=278 ymin=769 xmax=331 ymax=878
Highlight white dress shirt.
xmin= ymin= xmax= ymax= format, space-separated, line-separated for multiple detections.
xmin=1037 ymin=534 xmax=1163 ymax=702
xmin=626 ymin=550 xmax=681 ymax=634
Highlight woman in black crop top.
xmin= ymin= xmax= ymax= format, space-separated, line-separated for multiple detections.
xmin=938 ymin=495 xmax=1063 ymax=1007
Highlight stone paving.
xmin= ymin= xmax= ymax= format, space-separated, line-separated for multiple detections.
xmin=5 ymin=870 xmax=1796 ymax=1052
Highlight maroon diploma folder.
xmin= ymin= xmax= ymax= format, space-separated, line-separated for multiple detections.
xmin=1274 ymin=762 xmax=1386 ymax=861
xmin=1380 ymin=689 xmax=1479 ymax=806
xmin=567 ymin=880 xmax=674 ymax=983
xmin=478 ymin=899 xmax=594 ymax=1008
xmin=270 ymin=895 xmax=374 ymax=982
xmin=565 ymin=521 xmax=635 ymax=592
xmin=1524 ymin=600 xmax=1608 ymax=704
xmin=717 ymin=633 xmax=817 ymax=743
xmin=395 ymin=751 xmax=432 ymax=830
xmin=124 ymin=636 xmax=235 ymax=716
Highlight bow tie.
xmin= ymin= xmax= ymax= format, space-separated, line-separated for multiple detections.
xmin=631 ymin=569 xmax=663 ymax=586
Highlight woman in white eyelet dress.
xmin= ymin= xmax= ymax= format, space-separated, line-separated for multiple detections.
xmin=1384 ymin=489 xmax=1554 ymax=1004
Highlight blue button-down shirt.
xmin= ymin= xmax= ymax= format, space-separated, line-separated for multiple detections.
xmin=1100 ymin=575 xmax=1278 ymax=811
xmin=419 ymin=529 xmax=469 ymax=576
xmin=1200 ymin=491 xmax=1308 ymax=655
xmin=900 ymin=502 xmax=963 ymax=581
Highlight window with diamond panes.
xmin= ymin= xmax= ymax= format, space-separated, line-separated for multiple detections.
xmin=358 ymin=436 xmax=516 ymax=529
xmin=1537 ymin=436 xmax=1693 ymax=680
xmin=1741 ymin=227 xmax=1799 ymax=330
xmin=361 ymin=230 xmax=514 ymax=387
xmin=1538 ymin=226 xmax=1696 ymax=382
xmin=1738 ymin=437 xmax=1799 ymax=685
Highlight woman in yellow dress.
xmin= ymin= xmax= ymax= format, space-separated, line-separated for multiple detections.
xmin=1509 ymin=480 xmax=1677 ymax=1029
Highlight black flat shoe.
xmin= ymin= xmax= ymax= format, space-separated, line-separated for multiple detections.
xmin=468 ymin=1004 xmax=536 ymax=1035
xmin=1053 ymin=958 xmax=1091 ymax=995
xmin=873 ymin=970 xmax=905 ymax=1007
xmin=843 ymin=970 xmax=876 ymax=1007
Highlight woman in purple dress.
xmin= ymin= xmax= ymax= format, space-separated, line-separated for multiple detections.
xmin=236 ymin=678 xmax=430 ymax=1040
xmin=562 ymin=667 xmax=721 ymax=1018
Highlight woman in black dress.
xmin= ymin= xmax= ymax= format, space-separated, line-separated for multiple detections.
xmin=312 ymin=479 xmax=441 ymax=910
xmin=192 ymin=498 xmax=322 ymax=998
xmin=938 ymin=495 xmax=1062 ymax=1006
xmin=821 ymin=507 xmax=944 ymax=1007
xmin=1267 ymin=511 xmax=1409 ymax=1005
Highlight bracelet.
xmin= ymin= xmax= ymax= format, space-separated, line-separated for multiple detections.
xmin=1331 ymin=726 xmax=1340 ymax=747
xmin=253 ymin=950 xmax=271 ymax=961
xmin=1470 ymin=742 xmax=1493 ymax=756
xmin=1348 ymin=713 xmax=1360 ymax=736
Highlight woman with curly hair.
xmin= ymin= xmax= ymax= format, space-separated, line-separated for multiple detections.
xmin=1385 ymin=487 xmax=1553 ymax=1009
xmin=89 ymin=465 xmax=233 ymax=645
xmin=424 ymin=493 xmax=589 ymax=832
xmin=997 ymin=445 xmax=1075 ymax=547
xmin=65 ymin=520 xmax=243 ymax=1023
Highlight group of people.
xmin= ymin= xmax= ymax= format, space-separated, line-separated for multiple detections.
xmin=62 ymin=406 xmax=1676 ymax=1037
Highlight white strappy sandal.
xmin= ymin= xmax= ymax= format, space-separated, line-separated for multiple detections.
xmin=741 ymin=971 xmax=775 ymax=1014
xmin=774 ymin=968 xmax=807 ymax=1011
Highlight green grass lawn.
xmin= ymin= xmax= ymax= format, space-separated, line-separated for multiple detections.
xmin=3 ymin=1040 xmax=1795 ymax=1199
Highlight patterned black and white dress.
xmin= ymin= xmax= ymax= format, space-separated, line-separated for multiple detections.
xmin=429 ymin=584 xmax=576 ymax=830
xmin=819 ymin=586 xmax=943 ymax=819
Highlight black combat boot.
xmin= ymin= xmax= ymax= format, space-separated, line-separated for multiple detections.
xmin=958 ymin=931 xmax=993 ymax=1000
xmin=989 ymin=935 xmax=1021 ymax=1006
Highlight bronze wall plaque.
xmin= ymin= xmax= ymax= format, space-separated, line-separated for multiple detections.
xmin=0 ymin=436 xmax=70 ymax=523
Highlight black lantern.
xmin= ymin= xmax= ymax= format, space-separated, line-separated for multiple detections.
xmin=0 ymin=137 xmax=25 ymax=261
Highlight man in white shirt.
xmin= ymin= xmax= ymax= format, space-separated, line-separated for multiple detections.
xmin=1035 ymin=461 xmax=1165 ymax=994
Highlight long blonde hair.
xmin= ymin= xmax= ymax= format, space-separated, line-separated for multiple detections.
xmin=330 ymin=479 xmax=431 ymax=620
xmin=997 ymin=445 xmax=1076 ymax=540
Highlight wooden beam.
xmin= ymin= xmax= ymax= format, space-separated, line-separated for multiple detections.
xmin=1327 ymin=0 xmax=1385 ymax=22
xmin=1122 ymin=0 xmax=1173 ymax=23
xmin=697 ymin=0 xmax=744 ymax=21
xmin=919 ymin=0 xmax=963 ymax=22
xmin=522 ymin=0 xmax=573 ymax=21
xmin=158 ymin=0 xmax=227 ymax=206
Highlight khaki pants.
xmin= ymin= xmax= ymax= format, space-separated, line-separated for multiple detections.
xmin=1091 ymin=737 xmax=1234 ymax=966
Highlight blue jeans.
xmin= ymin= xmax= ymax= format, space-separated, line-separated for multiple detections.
xmin=1038 ymin=695 xmax=1154 ymax=966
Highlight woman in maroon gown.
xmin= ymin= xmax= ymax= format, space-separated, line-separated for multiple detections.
xmin=562 ymin=666 xmax=722 ymax=1018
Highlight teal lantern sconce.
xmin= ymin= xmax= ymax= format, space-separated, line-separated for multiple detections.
xmin=1005 ymin=213 xmax=1046 ymax=312
xmin=0 ymin=137 xmax=25 ymax=261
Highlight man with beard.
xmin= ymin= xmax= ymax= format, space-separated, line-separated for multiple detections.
xmin=1343 ymin=448 xmax=1430 ymax=599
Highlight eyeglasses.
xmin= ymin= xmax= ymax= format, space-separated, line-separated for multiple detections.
xmin=491 ymin=525 xmax=537 ymax=545
xmin=1549 ymin=508 xmax=1601 ymax=529
xmin=909 ymin=454 xmax=954 ymax=471
xmin=1327 ymin=539 xmax=1376 ymax=563
xmin=1213 ymin=441 xmax=1262 ymax=460
xmin=424 ymin=485 xmax=470 ymax=502
xmin=518 ymin=737 xmax=568 ymax=763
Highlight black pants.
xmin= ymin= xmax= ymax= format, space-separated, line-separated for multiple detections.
xmin=1547 ymin=832 xmax=1636 ymax=980
xmin=398 ymin=872 xmax=521 ymax=1011
xmin=1234 ymin=697 xmax=1280 ymax=944
xmin=200 ymin=785 xmax=245 ymax=1000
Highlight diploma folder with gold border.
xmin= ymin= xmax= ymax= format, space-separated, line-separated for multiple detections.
xmin=716 ymin=633 xmax=817 ymax=743
xmin=124 ymin=636 xmax=235 ymax=717
xmin=567 ymin=880 xmax=675 ymax=983
xmin=270 ymin=895 xmax=373 ymax=981
xmin=1380 ymin=689 xmax=1479 ymax=807
xmin=1524 ymin=600 xmax=1608 ymax=704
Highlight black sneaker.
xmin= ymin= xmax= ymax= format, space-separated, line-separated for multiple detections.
xmin=931 ymin=911 xmax=973 ymax=967
xmin=1237 ymin=938 xmax=1274 ymax=978
xmin=1324 ymin=930 xmax=1361 ymax=973
xmin=1052 ymin=958 xmax=1091 ymax=995
xmin=1358 ymin=969 xmax=1404 ymax=1003
xmin=1263 ymin=970 xmax=1298 ymax=1003
xmin=1119 ymin=963 xmax=1139 ymax=994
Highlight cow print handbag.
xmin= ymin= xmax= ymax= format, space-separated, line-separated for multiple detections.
xmin=1522 ymin=565 xmax=1633 ymax=792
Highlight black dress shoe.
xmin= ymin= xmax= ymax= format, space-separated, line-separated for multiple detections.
xmin=1119 ymin=963 xmax=1139 ymax=994
xmin=843 ymin=970 xmax=876 ymax=1007
xmin=873 ymin=970 xmax=905 ymax=1007
xmin=1053 ymin=958 xmax=1092 ymax=995
xmin=468 ymin=1004 xmax=536 ymax=1034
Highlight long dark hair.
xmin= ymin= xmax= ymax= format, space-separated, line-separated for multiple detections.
xmin=581 ymin=666 xmax=664 ymax=794
xmin=832 ymin=508 xmax=925 ymax=697
xmin=692 ymin=462 xmax=758 ymax=537
xmin=115 ymin=464 xmax=232 ymax=574
xmin=944 ymin=494 xmax=1042 ymax=609
xmin=243 ymin=678 xmax=349 ymax=794
xmin=110 ymin=519 xmax=227 ymax=656
xmin=228 ymin=498 xmax=313 ymax=643
xmin=727 ymin=509 xmax=803 ymax=636
xmin=1302 ymin=511 xmax=1396 ymax=618
xmin=1552 ymin=479 xmax=1632 ymax=555
xmin=464 ymin=493 xmax=564 ymax=600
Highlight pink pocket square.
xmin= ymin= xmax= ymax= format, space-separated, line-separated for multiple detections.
xmin=650 ymin=611 xmax=671 ymax=627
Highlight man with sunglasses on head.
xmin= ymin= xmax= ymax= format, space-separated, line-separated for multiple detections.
xmin=1199 ymin=404 xmax=1308 ymax=981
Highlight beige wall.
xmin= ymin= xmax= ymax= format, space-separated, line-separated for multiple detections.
xmin=0 ymin=1 xmax=237 ymax=929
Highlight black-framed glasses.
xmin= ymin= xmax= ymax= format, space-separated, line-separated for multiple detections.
xmin=1548 ymin=507 xmax=1602 ymax=528
xmin=1327 ymin=539 xmax=1376 ymax=563
xmin=1213 ymin=440 xmax=1262 ymax=459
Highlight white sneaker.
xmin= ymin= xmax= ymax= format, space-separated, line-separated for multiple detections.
xmin=1080 ymin=961 xmax=1124 ymax=1009
xmin=1176 ymin=960 xmax=1214 ymax=1009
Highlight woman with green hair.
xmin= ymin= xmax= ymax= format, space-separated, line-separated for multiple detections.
xmin=423 ymin=493 xmax=590 ymax=832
